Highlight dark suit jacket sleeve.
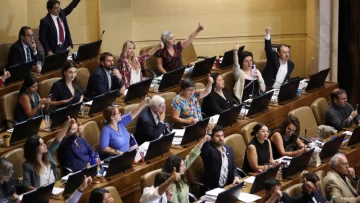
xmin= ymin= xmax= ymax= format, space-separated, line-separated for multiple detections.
xmin=200 ymin=140 xmax=211 ymax=158
xmin=92 ymin=73 xmax=107 ymax=96
xmin=63 ymin=0 xmax=81 ymax=16
xmin=39 ymin=18 xmax=51 ymax=54
xmin=137 ymin=110 xmax=167 ymax=143
xmin=285 ymin=192 xmax=312 ymax=203
xmin=7 ymin=43 xmax=23 ymax=67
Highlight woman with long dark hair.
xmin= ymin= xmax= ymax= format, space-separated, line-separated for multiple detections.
xmin=14 ymin=75 xmax=50 ymax=122
xmin=161 ymin=134 xmax=211 ymax=203
xmin=269 ymin=116 xmax=307 ymax=159
xmin=49 ymin=61 xmax=83 ymax=108
xmin=22 ymin=117 xmax=73 ymax=190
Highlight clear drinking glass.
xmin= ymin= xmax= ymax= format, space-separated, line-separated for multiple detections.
xmin=44 ymin=114 xmax=50 ymax=130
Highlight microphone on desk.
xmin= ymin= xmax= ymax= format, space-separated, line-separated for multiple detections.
xmin=100 ymin=30 xmax=105 ymax=40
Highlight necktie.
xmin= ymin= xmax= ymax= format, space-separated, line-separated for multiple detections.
xmin=57 ymin=17 xmax=65 ymax=43
xmin=25 ymin=46 xmax=32 ymax=62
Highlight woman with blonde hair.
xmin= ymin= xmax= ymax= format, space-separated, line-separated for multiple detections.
xmin=117 ymin=40 xmax=163 ymax=87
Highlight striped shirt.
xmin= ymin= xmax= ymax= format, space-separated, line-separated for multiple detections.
xmin=218 ymin=146 xmax=229 ymax=187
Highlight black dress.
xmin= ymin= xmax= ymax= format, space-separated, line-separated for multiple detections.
xmin=50 ymin=78 xmax=83 ymax=109
xmin=242 ymin=79 xmax=261 ymax=102
xmin=201 ymin=89 xmax=234 ymax=117
xmin=243 ymin=138 xmax=270 ymax=173
xmin=270 ymin=131 xmax=298 ymax=159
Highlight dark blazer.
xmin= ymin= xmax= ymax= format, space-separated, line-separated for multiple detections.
xmin=50 ymin=78 xmax=83 ymax=109
xmin=201 ymin=89 xmax=234 ymax=117
xmin=7 ymin=40 xmax=39 ymax=68
xmin=200 ymin=141 xmax=240 ymax=189
xmin=134 ymin=107 xmax=168 ymax=145
xmin=262 ymin=39 xmax=294 ymax=89
xmin=39 ymin=0 xmax=80 ymax=55
xmin=84 ymin=66 xmax=124 ymax=100
xmin=263 ymin=192 xmax=312 ymax=203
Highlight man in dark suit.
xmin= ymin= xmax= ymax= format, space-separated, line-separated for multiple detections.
xmin=7 ymin=26 xmax=40 ymax=73
xmin=200 ymin=124 xmax=241 ymax=189
xmin=84 ymin=52 xmax=125 ymax=100
xmin=39 ymin=0 xmax=81 ymax=56
xmin=262 ymin=24 xmax=295 ymax=90
xmin=135 ymin=95 xmax=168 ymax=145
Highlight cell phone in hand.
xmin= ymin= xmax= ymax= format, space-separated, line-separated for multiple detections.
xmin=251 ymin=64 xmax=257 ymax=78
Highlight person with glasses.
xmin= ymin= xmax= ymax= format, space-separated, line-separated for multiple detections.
xmin=99 ymin=97 xmax=149 ymax=159
xmin=7 ymin=26 xmax=41 ymax=73
xmin=324 ymin=153 xmax=360 ymax=202
xmin=269 ymin=116 xmax=308 ymax=159
xmin=243 ymin=123 xmax=276 ymax=174
xmin=172 ymin=76 xmax=213 ymax=127
xmin=0 ymin=159 xmax=19 ymax=202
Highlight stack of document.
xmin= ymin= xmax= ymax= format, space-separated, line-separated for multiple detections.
xmin=200 ymin=188 xmax=225 ymax=202
xmin=171 ymin=129 xmax=185 ymax=145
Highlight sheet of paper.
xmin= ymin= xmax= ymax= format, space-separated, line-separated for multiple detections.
xmin=344 ymin=131 xmax=353 ymax=136
xmin=238 ymin=192 xmax=261 ymax=203
xmin=171 ymin=129 xmax=185 ymax=137
xmin=135 ymin=142 xmax=150 ymax=162
xmin=172 ymin=137 xmax=182 ymax=145
xmin=6 ymin=128 xmax=14 ymax=133
xmin=83 ymin=100 xmax=93 ymax=106
xmin=205 ymin=188 xmax=225 ymax=197
xmin=52 ymin=187 xmax=64 ymax=195
xmin=61 ymin=173 xmax=71 ymax=181
xmin=209 ymin=114 xmax=220 ymax=125
xmin=244 ymin=176 xmax=256 ymax=184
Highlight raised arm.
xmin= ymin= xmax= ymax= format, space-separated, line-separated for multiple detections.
xmin=55 ymin=116 xmax=73 ymax=142
xmin=130 ymin=97 xmax=150 ymax=119
xmin=199 ymin=74 xmax=214 ymax=99
xmin=184 ymin=134 xmax=211 ymax=169
xmin=63 ymin=0 xmax=81 ymax=16
xmin=232 ymin=43 xmax=241 ymax=81
xmin=181 ymin=23 xmax=204 ymax=49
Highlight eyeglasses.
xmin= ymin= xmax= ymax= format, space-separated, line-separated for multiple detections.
xmin=1 ymin=170 xmax=13 ymax=176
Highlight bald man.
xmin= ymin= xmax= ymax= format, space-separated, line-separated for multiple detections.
xmin=325 ymin=88 xmax=360 ymax=131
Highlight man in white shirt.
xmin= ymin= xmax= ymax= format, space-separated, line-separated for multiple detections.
xmin=262 ymin=24 xmax=295 ymax=90
xmin=39 ymin=0 xmax=81 ymax=56
xmin=140 ymin=169 xmax=181 ymax=203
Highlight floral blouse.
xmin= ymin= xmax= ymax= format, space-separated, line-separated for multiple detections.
xmin=172 ymin=90 xmax=202 ymax=120
xmin=154 ymin=41 xmax=183 ymax=72
xmin=117 ymin=52 xmax=152 ymax=87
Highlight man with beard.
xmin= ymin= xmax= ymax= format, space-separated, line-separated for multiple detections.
xmin=200 ymin=124 xmax=241 ymax=189
xmin=84 ymin=52 xmax=126 ymax=101
xmin=325 ymin=88 xmax=360 ymax=131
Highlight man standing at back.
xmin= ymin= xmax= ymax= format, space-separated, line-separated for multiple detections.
xmin=262 ymin=24 xmax=294 ymax=90
xmin=39 ymin=0 xmax=81 ymax=56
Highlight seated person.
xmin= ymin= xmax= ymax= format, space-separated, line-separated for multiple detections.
xmin=264 ymin=178 xmax=314 ymax=203
xmin=49 ymin=61 xmax=84 ymax=108
xmin=324 ymin=153 xmax=360 ymax=202
xmin=0 ymin=68 xmax=10 ymax=86
xmin=233 ymin=43 xmax=266 ymax=103
xmin=201 ymin=125 xmax=241 ymax=189
xmin=84 ymin=52 xmax=126 ymax=100
xmin=89 ymin=188 xmax=114 ymax=203
xmin=301 ymin=172 xmax=328 ymax=203
xmin=7 ymin=26 xmax=41 ymax=73
xmin=161 ymin=134 xmax=210 ymax=203
xmin=262 ymin=24 xmax=294 ymax=90
xmin=155 ymin=23 xmax=204 ymax=73
xmin=172 ymin=76 xmax=213 ymax=126
xmin=325 ymin=88 xmax=360 ymax=130
xmin=243 ymin=123 xmax=276 ymax=174
xmin=269 ymin=116 xmax=307 ymax=159
xmin=58 ymin=121 xmax=94 ymax=172
xmin=0 ymin=158 xmax=20 ymax=202
xmin=118 ymin=40 xmax=163 ymax=87
xmin=22 ymin=117 xmax=74 ymax=190
xmin=14 ymin=76 xmax=50 ymax=122
xmin=140 ymin=171 xmax=180 ymax=203
xmin=202 ymin=73 xmax=235 ymax=117
xmin=135 ymin=95 xmax=170 ymax=145
xmin=99 ymin=97 xmax=149 ymax=159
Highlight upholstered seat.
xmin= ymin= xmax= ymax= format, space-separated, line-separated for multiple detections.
xmin=104 ymin=186 xmax=123 ymax=203
xmin=76 ymin=67 xmax=90 ymax=90
xmin=0 ymin=91 xmax=19 ymax=129
xmin=0 ymin=43 xmax=13 ymax=68
xmin=159 ymin=92 xmax=177 ymax=123
xmin=1 ymin=148 xmax=24 ymax=180
xmin=315 ymin=170 xmax=326 ymax=197
xmin=221 ymin=71 xmax=235 ymax=95
xmin=140 ymin=168 xmax=162 ymax=194
xmin=224 ymin=134 xmax=246 ymax=169
xmin=288 ymin=106 xmax=318 ymax=138
xmin=38 ymin=77 xmax=61 ymax=99
xmin=82 ymin=121 xmax=100 ymax=151
xmin=240 ymin=122 xmax=258 ymax=145
xmin=311 ymin=97 xmax=328 ymax=125
xmin=121 ymin=104 xmax=138 ymax=134
xmin=283 ymin=183 xmax=302 ymax=197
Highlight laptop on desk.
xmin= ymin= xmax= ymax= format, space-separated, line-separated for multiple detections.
xmin=284 ymin=148 xmax=315 ymax=177
xmin=246 ymin=91 xmax=274 ymax=117
xmin=144 ymin=133 xmax=175 ymax=161
xmin=249 ymin=164 xmax=281 ymax=194
xmin=4 ymin=61 xmax=33 ymax=85
xmin=158 ymin=67 xmax=185 ymax=92
xmin=87 ymin=89 xmax=119 ymax=115
xmin=347 ymin=127 xmax=360 ymax=146
xmin=220 ymin=46 xmax=245 ymax=69
xmin=124 ymin=77 xmax=153 ymax=103
xmin=10 ymin=115 xmax=42 ymax=144
xmin=104 ymin=149 xmax=137 ymax=178
xmin=172 ymin=117 xmax=210 ymax=146
xmin=189 ymin=56 xmax=216 ymax=79
xmin=217 ymin=104 xmax=243 ymax=127
xmin=277 ymin=78 xmax=301 ymax=104
xmin=21 ymin=182 xmax=55 ymax=203
xmin=41 ymin=50 xmax=69 ymax=74
xmin=305 ymin=68 xmax=330 ymax=92
xmin=319 ymin=133 xmax=345 ymax=160
xmin=74 ymin=40 xmax=102 ymax=63
xmin=215 ymin=181 xmax=245 ymax=203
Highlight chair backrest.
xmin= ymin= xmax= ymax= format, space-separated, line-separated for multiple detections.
xmin=182 ymin=43 xmax=198 ymax=66
xmin=159 ymin=92 xmax=177 ymax=123
xmin=186 ymin=156 xmax=204 ymax=184
xmin=315 ymin=170 xmax=326 ymax=197
xmin=140 ymin=168 xmax=162 ymax=194
xmin=283 ymin=183 xmax=302 ymax=197
xmin=240 ymin=122 xmax=258 ymax=145
xmin=288 ymin=106 xmax=318 ymax=138
xmin=1 ymin=148 xmax=24 ymax=179
xmin=46 ymin=138 xmax=63 ymax=178
xmin=121 ymin=104 xmax=138 ymax=134
xmin=82 ymin=121 xmax=100 ymax=151
xmin=32 ymin=28 xmax=45 ymax=62
xmin=38 ymin=77 xmax=61 ymax=99
xmin=104 ymin=186 xmax=123 ymax=203
xmin=195 ymin=82 xmax=205 ymax=106
xmin=0 ymin=42 xmax=13 ymax=68
xmin=0 ymin=91 xmax=19 ymax=129
xmin=139 ymin=44 xmax=160 ymax=76
xmin=77 ymin=67 xmax=90 ymax=91
xmin=255 ymin=59 xmax=267 ymax=73
xmin=221 ymin=71 xmax=235 ymax=94
xmin=311 ymin=97 xmax=328 ymax=125
xmin=224 ymin=134 xmax=246 ymax=168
